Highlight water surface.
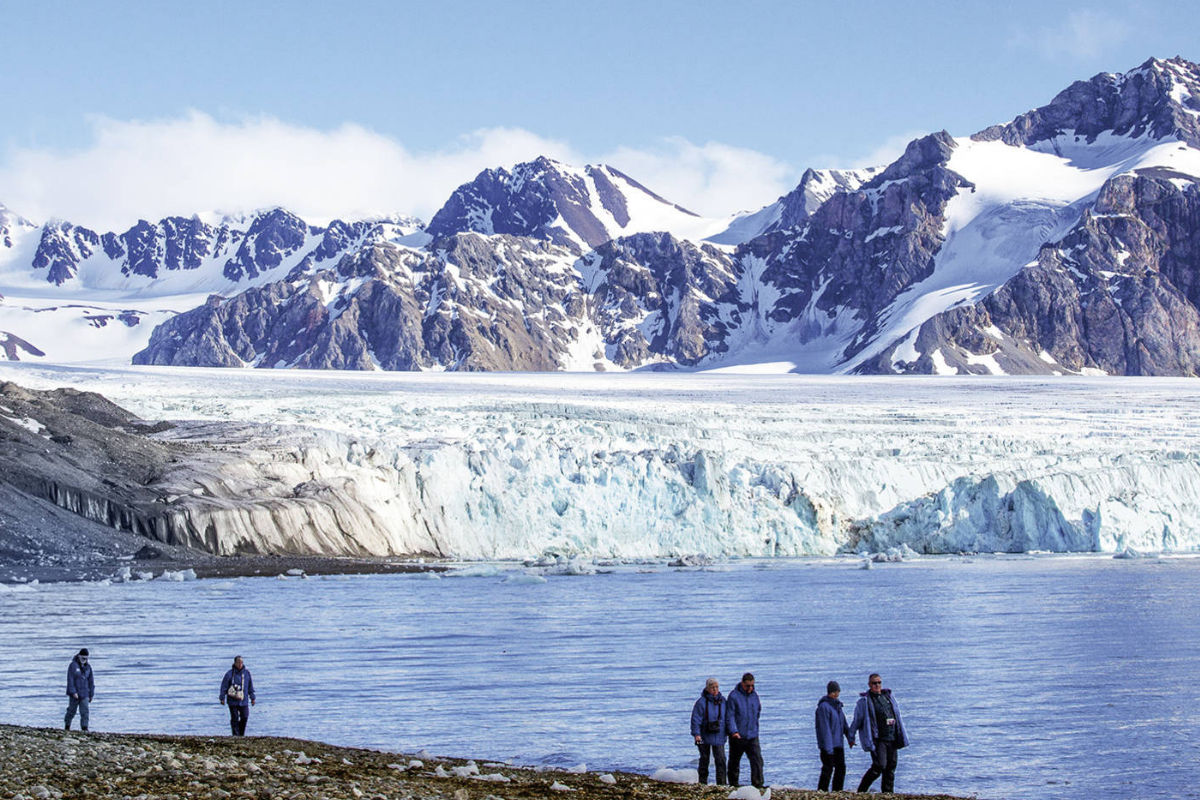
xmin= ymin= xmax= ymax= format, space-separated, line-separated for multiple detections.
xmin=1 ymin=556 xmax=1196 ymax=800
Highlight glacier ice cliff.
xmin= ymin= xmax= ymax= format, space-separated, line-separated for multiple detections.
xmin=4 ymin=367 xmax=1198 ymax=560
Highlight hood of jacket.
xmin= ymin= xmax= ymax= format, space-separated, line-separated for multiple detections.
xmin=819 ymin=695 xmax=843 ymax=710
xmin=700 ymin=690 xmax=725 ymax=703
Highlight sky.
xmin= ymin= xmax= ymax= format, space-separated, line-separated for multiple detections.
xmin=1 ymin=0 xmax=1198 ymax=229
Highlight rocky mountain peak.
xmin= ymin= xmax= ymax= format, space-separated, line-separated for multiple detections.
xmin=974 ymin=56 xmax=1200 ymax=149
xmin=425 ymin=156 xmax=699 ymax=250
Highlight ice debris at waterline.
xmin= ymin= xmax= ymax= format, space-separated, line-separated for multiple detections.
xmin=5 ymin=366 xmax=1200 ymax=560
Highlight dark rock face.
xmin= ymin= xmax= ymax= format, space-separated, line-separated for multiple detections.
xmin=975 ymin=56 xmax=1200 ymax=149
xmin=586 ymin=233 xmax=740 ymax=366
xmin=134 ymin=229 xmax=739 ymax=372
xmin=732 ymin=132 xmax=973 ymax=362
xmin=31 ymin=222 xmax=101 ymax=285
xmin=882 ymin=170 xmax=1200 ymax=375
xmin=767 ymin=167 xmax=882 ymax=234
xmin=222 ymin=208 xmax=312 ymax=281
xmin=0 ymin=332 xmax=46 ymax=361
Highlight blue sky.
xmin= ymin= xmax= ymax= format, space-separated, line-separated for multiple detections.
xmin=1 ymin=0 xmax=1197 ymax=227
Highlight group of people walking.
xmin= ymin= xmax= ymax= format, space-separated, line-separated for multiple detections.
xmin=64 ymin=649 xmax=257 ymax=737
xmin=690 ymin=672 xmax=909 ymax=793
xmin=64 ymin=648 xmax=908 ymax=792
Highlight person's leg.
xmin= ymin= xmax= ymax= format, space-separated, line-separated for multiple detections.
xmin=228 ymin=704 xmax=239 ymax=736
xmin=239 ymin=705 xmax=249 ymax=736
xmin=857 ymin=744 xmax=886 ymax=792
xmin=746 ymin=737 xmax=764 ymax=788
xmin=728 ymin=737 xmax=745 ymax=786
xmin=714 ymin=743 xmax=727 ymax=785
xmin=697 ymin=744 xmax=710 ymax=784
xmin=818 ymin=750 xmax=834 ymax=791
xmin=78 ymin=697 xmax=89 ymax=731
xmin=881 ymin=742 xmax=898 ymax=793
xmin=65 ymin=696 xmax=79 ymax=730
xmin=831 ymin=746 xmax=846 ymax=791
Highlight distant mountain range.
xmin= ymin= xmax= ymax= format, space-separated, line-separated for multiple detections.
xmin=3 ymin=56 xmax=1200 ymax=375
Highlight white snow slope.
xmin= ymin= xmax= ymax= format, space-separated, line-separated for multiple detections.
xmin=4 ymin=364 xmax=1198 ymax=559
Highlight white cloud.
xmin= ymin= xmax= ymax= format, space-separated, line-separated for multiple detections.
xmin=600 ymin=137 xmax=796 ymax=215
xmin=0 ymin=112 xmax=796 ymax=230
xmin=1015 ymin=10 xmax=1131 ymax=61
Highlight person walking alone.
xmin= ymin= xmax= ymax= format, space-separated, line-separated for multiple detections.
xmin=64 ymin=648 xmax=94 ymax=731
xmin=849 ymin=673 xmax=910 ymax=793
xmin=726 ymin=672 xmax=764 ymax=789
xmin=814 ymin=680 xmax=854 ymax=791
xmin=690 ymin=677 xmax=728 ymax=785
xmin=219 ymin=655 xmax=256 ymax=736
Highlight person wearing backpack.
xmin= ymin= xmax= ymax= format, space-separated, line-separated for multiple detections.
xmin=64 ymin=648 xmax=94 ymax=731
xmin=690 ymin=677 xmax=728 ymax=784
xmin=219 ymin=655 xmax=256 ymax=736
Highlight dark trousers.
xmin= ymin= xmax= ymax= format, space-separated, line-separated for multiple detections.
xmin=728 ymin=736 xmax=763 ymax=788
xmin=696 ymin=742 xmax=727 ymax=785
xmin=857 ymin=740 xmax=898 ymax=793
xmin=228 ymin=703 xmax=249 ymax=736
xmin=818 ymin=747 xmax=846 ymax=791
xmin=64 ymin=695 xmax=90 ymax=730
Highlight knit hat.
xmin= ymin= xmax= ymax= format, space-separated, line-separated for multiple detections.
xmin=78 ymin=648 xmax=89 ymax=657
xmin=826 ymin=680 xmax=840 ymax=694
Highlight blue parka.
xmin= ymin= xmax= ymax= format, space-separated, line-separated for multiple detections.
xmin=849 ymin=689 xmax=910 ymax=751
xmin=66 ymin=656 xmax=94 ymax=700
xmin=814 ymin=695 xmax=853 ymax=753
xmin=726 ymin=683 xmax=761 ymax=739
xmin=690 ymin=690 xmax=727 ymax=746
xmin=220 ymin=667 xmax=256 ymax=708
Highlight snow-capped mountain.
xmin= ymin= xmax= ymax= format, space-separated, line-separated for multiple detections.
xmin=708 ymin=166 xmax=882 ymax=245
xmin=425 ymin=155 xmax=728 ymax=248
xmin=0 ymin=207 xmax=423 ymax=363
xmin=7 ymin=56 xmax=1200 ymax=374
xmin=719 ymin=56 xmax=1200 ymax=375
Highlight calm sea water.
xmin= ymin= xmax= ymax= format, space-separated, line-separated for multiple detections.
xmin=1 ymin=556 xmax=1197 ymax=800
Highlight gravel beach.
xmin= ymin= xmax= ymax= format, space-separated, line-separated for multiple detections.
xmin=0 ymin=725 xmax=965 ymax=800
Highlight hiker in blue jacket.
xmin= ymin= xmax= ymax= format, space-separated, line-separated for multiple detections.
xmin=814 ymin=680 xmax=854 ymax=791
xmin=64 ymin=648 xmax=94 ymax=731
xmin=726 ymin=672 xmax=764 ymax=789
xmin=690 ymin=677 xmax=728 ymax=785
xmin=849 ymin=673 xmax=910 ymax=793
xmin=219 ymin=655 xmax=256 ymax=736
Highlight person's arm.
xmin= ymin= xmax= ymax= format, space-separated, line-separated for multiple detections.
xmin=727 ymin=697 xmax=740 ymax=738
xmin=849 ymin=699 xmax=866 ymax=749
xmin=842 ymin=709 xmax=854 ymax=747
xmin=67 ymin=665 xmax=77 ymax=698
xmin=815 ymin=706 xmax=828 ymax=754
xmin=87 ymin=668 xmax=95 ymax=700
xmin=220 ymin=671 xmax=230 ymax=704
xmin=248 ymin=672 xmax=256 ymax=705
xmin=691 ymin=699 xmax=703 ymax=743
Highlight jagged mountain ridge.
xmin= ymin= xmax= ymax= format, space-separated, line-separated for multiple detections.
xmin=7 ymin=56 xmax=1200 ymax=374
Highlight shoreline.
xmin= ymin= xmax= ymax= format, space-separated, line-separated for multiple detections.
xmin=0 ymin=724 xmax=967 ymax=800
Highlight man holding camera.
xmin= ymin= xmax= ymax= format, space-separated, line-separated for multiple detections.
xmin=690 ymin=677 xmax=728 ymax=784
xmin=849 ymin=673 xmax=910 ymax=793
xmin=726 ymin=672 xmax=764 ymax=789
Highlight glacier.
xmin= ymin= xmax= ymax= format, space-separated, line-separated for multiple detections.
xmin=4 ymin=363 xmax=1199 ymax=559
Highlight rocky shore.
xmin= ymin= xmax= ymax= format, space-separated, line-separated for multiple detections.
xmin=0 ymin=725 xmax=964 ymax=800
